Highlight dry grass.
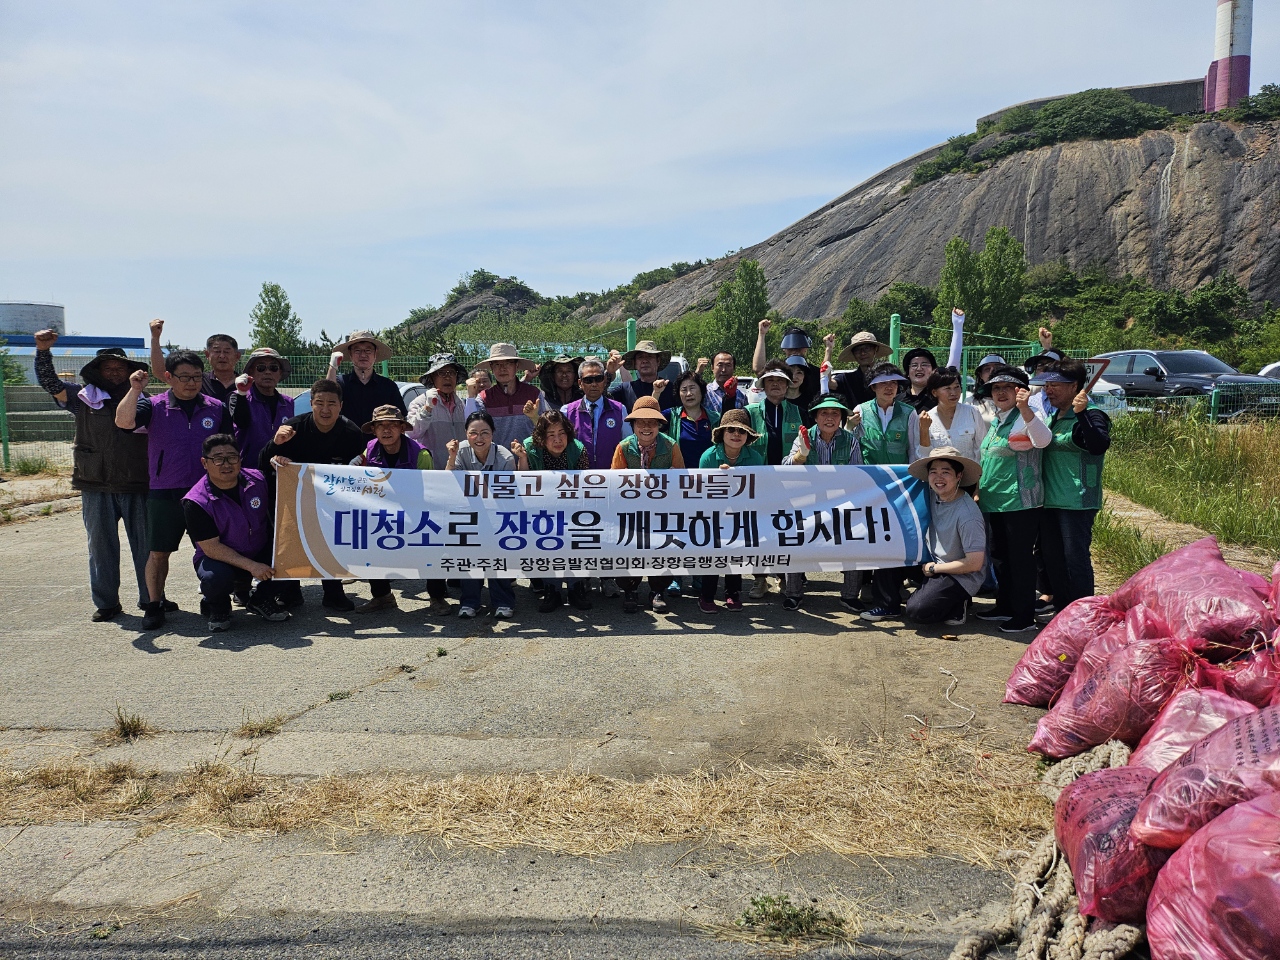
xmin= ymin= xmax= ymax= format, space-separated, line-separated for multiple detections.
xmin=0 ymin=736 xmax=1050 ymax=866
xmin=96 ymin=705 xmax=157 ymax=744
xmin=234 ymin=713 xmax=289 ymax=739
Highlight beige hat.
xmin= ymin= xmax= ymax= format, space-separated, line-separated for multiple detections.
xmin=361 ymin=404 xmax=411 ymax=434
xmin=837 ymin=331 xmax=892 ymax=366
xmin=711 ymin=407 xmax=760 ymax=444
xmin=907 ymin=446 xmax=982 ymax=487
xmin=621 ymin=340 xmax=672 ymax=370
xmin=243 ymin=347 xmax=292 ymax=379
xmin=335 ymin=330 xmax=393 ymax=362
xmin=475 ymin=342 xmax=538 ymax=375
xmin=624 ymin=396 xmax=668 ymax=422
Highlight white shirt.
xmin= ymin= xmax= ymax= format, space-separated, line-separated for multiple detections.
xmin=911 ymin=402 xmax=986 ymax=464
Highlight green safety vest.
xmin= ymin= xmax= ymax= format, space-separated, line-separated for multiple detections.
xmin=800 ymin=425 xmax=859 ymax=465
xmin=747 ymin=400 xmax=804 ymax=464
xmin=978 ymin=409 xmax=1044 ymax=513
xmin=521 ymin=437 xmax=586 ymax=471
xmin=618 ymin=433 xmax=677 ymax=469
xmin=857 ymin=400 xmax=913 ymax=465
xmin=1043 ymin=405 xmax=1105 ymax=510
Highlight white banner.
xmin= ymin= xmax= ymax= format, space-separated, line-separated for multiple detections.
xmin=273 ymin=463 xmax=931 ymax=580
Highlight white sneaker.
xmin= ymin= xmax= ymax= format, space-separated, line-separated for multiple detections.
xmin=493 ymin=606 xmax=514 ymax=620
xmin=601 ymin=579 xmax=621 ymax=598
xmin=748 ymin=577 xmax=770 ymax=600
xmin=457 ymin=606 xmax=477 ymax=619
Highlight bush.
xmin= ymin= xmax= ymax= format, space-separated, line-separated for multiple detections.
xmin=1219 ymin=83 xmax=1280 ymax=123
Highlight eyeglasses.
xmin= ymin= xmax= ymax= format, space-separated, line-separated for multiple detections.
xmin=580 ymin=375 xmax=605 ymax=384
xmin=723 ymin=427 xmax=748 ymax=435
xmin=171 ymin=374 xmax=203 ymax=384
xmin=253 ymin=364 xmax=281 ymax=373
xmin=204 ymin=454 xmax=240 ymax=466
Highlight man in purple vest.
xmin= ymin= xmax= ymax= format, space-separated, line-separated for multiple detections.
xmin=182 ymin=434 xmax=290 ymax=633
xmin=116 ymin=349 xmax=233 ymax=631
xmin=229 ymin=348 xmax=295 ymax=468
xmin=560 ymin=357 xmax=632 ymax=470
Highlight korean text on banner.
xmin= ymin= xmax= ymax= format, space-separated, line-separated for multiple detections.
xmin=273 ymin=463 xmax=930 ymax=580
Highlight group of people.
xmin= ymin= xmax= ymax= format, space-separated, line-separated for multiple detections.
xmin=36 ymin=308 xmax=1109 ymax=636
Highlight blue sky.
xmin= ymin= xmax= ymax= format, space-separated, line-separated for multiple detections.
xmin=1 ymin=1 xmax=1275 ymax=348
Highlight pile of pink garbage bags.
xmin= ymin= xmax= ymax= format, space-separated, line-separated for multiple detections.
xmin=1004 ymin=537 xmax=1280 ymax=960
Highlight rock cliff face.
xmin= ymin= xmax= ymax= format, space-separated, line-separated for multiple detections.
xmin=601 ymin=119 xmax=1280 ymax=327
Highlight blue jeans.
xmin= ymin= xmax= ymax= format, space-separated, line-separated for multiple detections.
xmin=1040 ymin=508 xmax=1099 ymax=610
xmin=82 ymin=490 xmax=149 ymax=611
xmin=196 ymin=547 xmax=276 ymax=616
xmin=460 ymin=577 xmax=515 ymax=610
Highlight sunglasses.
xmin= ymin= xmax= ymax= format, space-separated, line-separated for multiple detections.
xmin=723 ymin=427 xmax=749 ymax=435
xmin=580 ymin=375 xmax=605 ymax=384
xmin=253 ymin=364 xmax=281 ymax=373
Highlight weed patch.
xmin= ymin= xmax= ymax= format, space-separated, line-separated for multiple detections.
xmin=99 ymin=705 xmax=157 ymax=744
xmin=732 ymin=894 xmax=850 ymax=946
xmin=235 ymin=713 xmax=288 ymax=739
xmin=1091 ymin=505 xmax=1169 ymax=582
xmin=14 ymin=456 xmax=53 ymax=476
xmin=326 ymin=691 xmax=352 ymax=702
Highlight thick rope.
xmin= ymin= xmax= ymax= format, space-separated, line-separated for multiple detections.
xmin=948 ymin=741 xmax=1138 ymax=960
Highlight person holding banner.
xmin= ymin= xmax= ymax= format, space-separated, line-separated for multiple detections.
xmin=1033 ymin=359 xmax=1111 ymax=613
xmin=973 ymin=366 xmax=1052 ymax=633
xmin=183 ymin=434 xmax=290 ymax=632
xmin=446 ymin=411 xmax=518 ymax=620
xmin=406 ymin=353 xmax=469 ymax=469
xmin=903 ymin=448 xmax=986 ymax=625
xmin=610 ymin=396 xmax=685 ymax=614
xmin=691 ymin=408 xmax=763 ymax=613
xmin=560 ymin=357 xmax=631 ymax=471
xmin=746 ymin=362 xmax=805 ymax=599
xmin=781 ymin=394 xmax=866 ymax=613
xmin=325 ymin=331 xmax=406 ymax=431
xmin=262 ymin=379 xmax=369 ymax=612
xmin=229 ymin=348 xmax=295 ymax=469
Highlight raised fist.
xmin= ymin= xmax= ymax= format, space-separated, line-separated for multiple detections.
xmin=606 ymin=350 xmax=623 ymax=375
xmin=919 ymin=410 xmax=932 ymax=430
xmin=149 ymin=318 xmax=164 ymax=339
xmin=236 ymin=373 xmax=253 ymax=393
xmin=330 ymin=351 xmax=345 ymax=366
xmin=952 ymin=308 xmax=966 ymax=322
xmin=1015 ymin=387 xmax=1032 ymax=409
xmin=823 ymin=332 xmax=836 ymax=348
xmin=1072 ymin=389 xmax=1089 ymax=413
xmin=651 ymin=379 xmax=669 ymax=397
xmin=129 ymin=369 xmax=149 ymax=390
xmin=273 ymin=424 xmax=296 ymax=445
xmin=1039 ymin=326 xmax=1053 ymax=349
xmin=798 ymin=428 xmax=811 ymax=449
xmin=33 ymin=329 xmax=58 ymax=350
xmin=445 ymin=439 xmax=460 ymax=457
xmin=848 ymin=407 xmax=862 ymax=428
xmin=758 ymin=318 xmax=771 ymax=334
xmin=522 ymin=399 xmax=539 ymax=421
xmin=696 ymin=357 xmax=709 ymax=373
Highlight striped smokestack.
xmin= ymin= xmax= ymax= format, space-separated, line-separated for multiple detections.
xmin=1205 ymin=0 xmax=1253 ymax=111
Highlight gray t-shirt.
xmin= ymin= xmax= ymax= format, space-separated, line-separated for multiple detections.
xmin=927 ymin=492 xmax=987 ymax=597
xmin=451 ymin=442 xmax=515 ymax=472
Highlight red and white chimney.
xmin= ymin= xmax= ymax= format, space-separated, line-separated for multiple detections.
xmin=1205 ymin=0 xmax=1253 ymax=111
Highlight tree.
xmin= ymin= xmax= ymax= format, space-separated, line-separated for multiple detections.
xmin=0 ymin=338 xmax=27 ymax=385
xmin=977 ymin=227 xmax=1027 ymax=338
xmin=933 ymin=236 xmax=984 ymax=329
xmin=249 ymin=282 xmax=306 ymax=355
xmin=716 ymin=260 xmax=771 ymax=361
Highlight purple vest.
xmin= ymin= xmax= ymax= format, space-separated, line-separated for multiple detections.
xmin=237 ymin=388 xmax=294 ymax=468
xmin=147 ymin=392 xmax=227 ymax=492
xmin=363 ymin=435 xmax=427 ymax=469
xmin=562 ymin=397 xmax=625 ymax=470
xmin=182 ymin=468 xmax=272 ymax=565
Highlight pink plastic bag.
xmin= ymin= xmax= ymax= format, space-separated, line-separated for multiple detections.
xmin=1131 ymin=703 xmax=1280 ymax=848
xmin=1004 ymin=595 xmax=1124 ymax=707
xmin=1146 ymin=790 xmax=1280 ymax=960
xmin=1029 ymin=628 xmax=1196 ymax=760
xmin=1051 ymin=605 xmax=1168 ymax=710
xmin=1129 ymin=688 xmax=1257 ymax=773
xmin=1054 ymin=767 xmax=1170 ymax=923
xmin=1110 ymin=537 xmax=1274 ymax=655
xmin=1195 ymin=641 xmax=1280 ymax=707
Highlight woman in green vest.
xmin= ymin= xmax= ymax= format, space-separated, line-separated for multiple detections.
xmin=781 ymin=394 xmax=866 ymax=613
xmin=855 ymin=364 xmax=917 ymax=466
xmin=696 ymin=409 xmax=764 ymax=613
xmin=1031 ymin=359 xmax=1111 ymax=615
xmin=974 ymin=366 xmax=1052 ymax=633
xmin=512 ymin=410 xmax=591 ymax=614
xmin=745 ymin=361 xmax=804 ymax=599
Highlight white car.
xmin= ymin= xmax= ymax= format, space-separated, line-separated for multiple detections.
xmin=1258 ymin=361 xmax=1280 ymax=380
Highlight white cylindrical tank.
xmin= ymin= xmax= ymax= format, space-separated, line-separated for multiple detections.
xmin=0 ymin=302 xmax=65 ymax=336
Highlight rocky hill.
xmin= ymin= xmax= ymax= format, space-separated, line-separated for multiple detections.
xmin=592 ymin=119 xmax=1280 ymax=326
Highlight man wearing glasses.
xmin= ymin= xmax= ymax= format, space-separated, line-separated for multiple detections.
xmin=183 ymin=434 xmax=290 ymax=633
xmin=116 ymin=350 xmax=233 ymax=631
xmin=228 ymin=348 xmax=295 ymax=467
xmin=560 ymin=357 xmax=632 ymax=470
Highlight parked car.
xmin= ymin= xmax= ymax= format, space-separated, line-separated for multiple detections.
xmin=1096 ymin=349 xmax=1280 ymax=418
xmin=1258 ymin=361 xmax=1280 ymax=380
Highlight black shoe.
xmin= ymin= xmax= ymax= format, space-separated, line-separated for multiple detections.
xmin=277 ymin=588 xmax=305 ymax=609
xmin=538 ymin=591 xmax=563 ymax=613
xmin=233 ymin=590 xmax=252 ymax=608
xmin=568 ymin=585 xmax=593 ymax=611
xmin=976 ymin=609 xmax=1012 ymax=622
xmin=838 ymin=597 xmax=865 ymax=614
xmin=140 ymin=602 xmax=165 ymax=631
xmin=159 ymin=598 xmax=179 ymax=613
xmin=1000 ymin=620 xmax=1039 ymax=634
xmin=623 ymin=591 xmax=639 ymax=614
xmin=92 ymin=604 xmax=123 ymax=622
xmin=782 ymin=596 xmax=802 ymax=611
xmin=248 ymin=596 xmax=291 ymax=622
xmin=322 ymin=593 xmax=355 ymax=613
xmin=945 ymin=600 xmax=969 ymax=627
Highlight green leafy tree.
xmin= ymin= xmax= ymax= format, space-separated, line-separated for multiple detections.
xmin=0 ymin=338 xmax=28 ymax=385
xmin=933 ymin=236 xmax=984 ymax=329
xmin=249 ymin=282 xmax=307 ymax=355
xmin=977 ymin=227 xmax=1027 ymax=337
xmin=716 ymin=259 xmax=771 ymax=361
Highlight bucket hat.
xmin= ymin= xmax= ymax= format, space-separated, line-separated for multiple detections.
xmin=242 ymin=347 xmax=291 ymax=380
xmin=624 ymin=396 xmax=668 ymax=422
xmin=475 ymin=342 xmax=538 ymax=375
xmin=711 ymin=407 xmax=761 ymax=444
xmin=837 ymin=331 xmax=892 ymax=365
xmin=362 ymin=404 xmax=412 ymax=434
xmin=335 ymin=330 xmax=393 ymax=362
xmin=419 ymin=352 xmax=468 ymax=386
xmin=907 ymin=446 xmax=982 ymax=487
xmin=80 ymin=347 xmax=149 ymax=382
xmin=621 ymin=340 xmax=672 ymax=370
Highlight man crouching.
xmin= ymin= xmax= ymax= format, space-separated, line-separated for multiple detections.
xmin=182 ymin=434 xmax=289 ymax=632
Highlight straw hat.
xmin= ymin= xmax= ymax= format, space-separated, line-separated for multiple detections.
xmin=624 ymin=396 xmax=668 ymax=422
xmin=335 ymin=330 xmax=393 ymax=362
xmin=907 ymin=446 xmax=982 ymax=487
xmin=242 ymin=347 xmax=291 ymax=379
xmin=80 ymin=347 xmax=148 ymax=381
xmin=711 ymin=407 xmax=760 ymax=444
xmin=621 ymin=340 xmax=672 ymax=369
xmin=419 ymin=352 xmax=468 ymax=386
xmin=361 ymin=404 xmax=412 ymax=434
xmin=837 ymin=331 xmax=892 ymax=365
xmin=475 ymin=342 xmax=538 ymax=375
